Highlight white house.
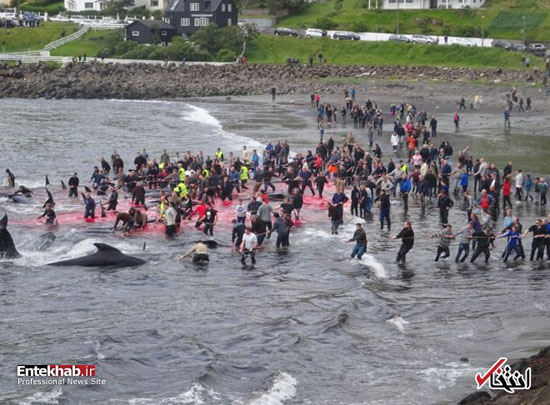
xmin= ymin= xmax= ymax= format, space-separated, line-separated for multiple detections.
xmin=383 ymin=0 xmax=485 ymax=9
xmin=64 ymin=0 xmax=106 ymax=12
xmin=132 ymin=0 xmax=170 ymax=11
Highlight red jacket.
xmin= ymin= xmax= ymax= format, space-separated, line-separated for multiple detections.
xmin=502 ymin=181 xmax=511 ymax=197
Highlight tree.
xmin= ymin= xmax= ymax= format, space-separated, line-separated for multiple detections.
xmin=106 ymin=0 xmax=135 ymax=16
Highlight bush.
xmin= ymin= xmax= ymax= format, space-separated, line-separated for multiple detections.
xmin=348 ymin=21 xmax=368 ymax=32
xmin=457 ymin=6 xmax=474 ymax=19
xmin=216 ymin=48 xmax=237 ymax=61
xmin=315 ymin=16 xmax=337 ymax=30
xmin=334 ymin=0 xmax=343 ymax=11
xmin=455 ymin=25 xmax=480 ymax=37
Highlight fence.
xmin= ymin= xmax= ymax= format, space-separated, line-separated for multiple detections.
xmin=43 ymin=26 xmax=90 ymax=51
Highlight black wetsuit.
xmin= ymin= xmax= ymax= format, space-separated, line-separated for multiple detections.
xmin=39 ymin=208 xmax=56 ymax=225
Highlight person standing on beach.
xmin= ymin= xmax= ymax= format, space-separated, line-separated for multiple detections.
xmin=453 ymin=112 xmax=460 ymax=133
xmin=271 ymin=87 xmax=276 ymax=101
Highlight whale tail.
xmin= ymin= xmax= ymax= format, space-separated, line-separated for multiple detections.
xmin=61 ymin=180 xmax=67 ymax=190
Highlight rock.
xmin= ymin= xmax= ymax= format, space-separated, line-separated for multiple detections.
xmin=458 ymin=391 xmax=491 ymax=405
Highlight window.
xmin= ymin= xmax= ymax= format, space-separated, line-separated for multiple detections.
xmin=150 ymin=0 xmax=158 ymax=5
xmin=227 ymin=3 xmax=232 ymax=11
xmin=227 ymin=17 xmax=232 ymax=25
xmin=162 ymin=30 xmax=167 ymax=35
xmin=190 ymin=2 xmax=199 ymax=10
xmin=132 ymin=30 xmax=140 ymax=36
xmin=194 ymin=17 xmax=209 ymax=26
xmin=164 ymin=17 xmax=170 ymax=23
xmin=181 ymin=17 xmax=190 ymax=26
xmin=84 ymin=2 xmax=93 ymax=8
xmin=221 ymin=3 xmax=225 ymax=11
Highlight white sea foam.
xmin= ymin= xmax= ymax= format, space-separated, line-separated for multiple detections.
xmin=248 ymin=372 xmax=298 ymax=405
xmin=129 ymin=383 xmax=207 ymax=405
xmin=387 ymin=315 xmax=409 ymax=333
xmin=359 ymin=254 xmax=388 ymax=279
xmin=14 ymin=388 xmax=63 ymax=405
xmin=182 ymin=104 xmax=264 ymax=150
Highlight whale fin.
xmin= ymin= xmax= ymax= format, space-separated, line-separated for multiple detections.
xmin=45 ymin=175 xmax=50 ymax=186
xmin=0 ymin=213 xmax=7 ymax=229
xmin=93 ymin=243 xmax=122 ymax=253
xmin=44 ymin=188 xmax=54 ymax=208
xmin=61 ymin=180 xmax=67 ymax=190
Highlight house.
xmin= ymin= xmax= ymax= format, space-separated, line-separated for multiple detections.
xmin=382 ymin=0 xmax=485 ymax=9
xmin=125 ymin=19 xmax=177 ymax=45
xmin=132 ymin=0 xmax=171 ymax=12
xmin=64 ymin=0 xmax=106 ymax=12
xmin=163 ymin=0 xmax=238 ymax=36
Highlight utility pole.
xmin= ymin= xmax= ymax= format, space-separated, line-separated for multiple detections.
xmin=396 ymin=0 xmax=399 ymax=34
xmin=522 ymin=15 xmax=526 ymax=49
xmin=481 ymin=15 xmax=485 ymax=47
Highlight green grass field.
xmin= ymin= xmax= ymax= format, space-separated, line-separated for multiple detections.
xmin=278 ymin=0 xmax=550 ymax=41
xmin=50 ymin=30 xmax=121 ymax=57
xmin=247 ymin=35 xmax=543 ymax=68
xmin=0 ymin=22 xmax=78 ymax=53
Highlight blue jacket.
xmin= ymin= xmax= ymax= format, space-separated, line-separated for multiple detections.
xmin=400 ymin=178 xmax=411 ymax=193
xmin=460 ymin=172 xmax=469 ymax=187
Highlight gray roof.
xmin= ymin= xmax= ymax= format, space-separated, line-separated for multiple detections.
xmin=127 ymin=19 xmax=175 ymax=29
xmin=165 ymin=0 xmax=224 ymax=13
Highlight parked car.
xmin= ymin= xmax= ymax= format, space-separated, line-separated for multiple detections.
xmin=389 ymin=34 xmax=410 ymax=43
xmin=305 ymin=28 xmax=327 ymax=38
xmin=0 ymin=8 xmax=17 ymax=19
xmin=493 ymin=40 xmax=512 ymax=50
xmin=511 ymin=43 xmax=526 ymax=52
xmin=274 ymin=27 xmax=300 ymax=37
xmin=452 ymin=38 xmax=475 ymax=47
xmin=22 ymin=12 xmax=42 ymax=25
xmin=332 ymin=31 xmax=360 ymax=40
xmin=528 ymin=43 xmax=547 ymax=57
xmin=411 ymin=34 xmax=438 ymax=44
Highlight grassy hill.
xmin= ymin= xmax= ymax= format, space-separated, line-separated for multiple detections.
xmin=247 ymin=35 xmax=543 ymax=68
xmin=0 ymin=22 xmax=77 ymax=53
xmin=278 ymin=0 xmax=550 ymax=41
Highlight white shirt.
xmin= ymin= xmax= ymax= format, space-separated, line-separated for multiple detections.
xmin=242 ymin=149 xmax=250 ymax=161
xmin=391 ymin=134 xmax=399 ymax=146
xmin=515 ymin=173 xmax=524 ymax=188
xmin=242 ymin=233 xmax=257 ymax=250
xmin=165 ymin=207 xmax=177 ymax=226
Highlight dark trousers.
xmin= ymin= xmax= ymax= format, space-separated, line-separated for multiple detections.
xmin=455 ymin=243 xmax=470 ymax=263
xmin=379 ymin=208 xmax=391 ymax=230
xmin=503 ymin=245 xmax=525 ymax=262
xmin=241 ymin=249 xmax=256 ymax=264
xmin=396 ymin=245 xmax=411 ymax=263
xmin=435 ymin=246 xmax=450 ymax=261
xmin=301 ymin=180 xmax=315 ymax=195
xmin=84 ymin=207 xmax=95 ymax=219
xmin=502 ymin=195 xmax=512 ymax=210
xmin=69 ymin=187 xmax=78 ymax=197
xmin=440 ymin=209 xmax=449 ymax=225
xmin=203 ymin=222 xmax=214 ymax=236
xmin=276 ymin=232 xmax=290 ymax=248
xmin=530 ymin=242 xmax=544 ymax=261
xmin=471 ymin=247 xmax=490 ymax=263
xmin=165 ymin=224 xmax=176 ymax=237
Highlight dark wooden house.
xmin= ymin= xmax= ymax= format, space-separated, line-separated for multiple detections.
xmin=163 ymin=0 xmax=238 ymax=36
xmin=125 ymin=20 xmax=177 ymax=45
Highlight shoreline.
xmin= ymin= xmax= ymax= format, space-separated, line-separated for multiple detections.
xmin=0 ymin=62 xmax=548 ymax=102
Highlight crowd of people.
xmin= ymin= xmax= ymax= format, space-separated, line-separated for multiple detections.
xmin=3 ymin=86 xmax=549 ymax=267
